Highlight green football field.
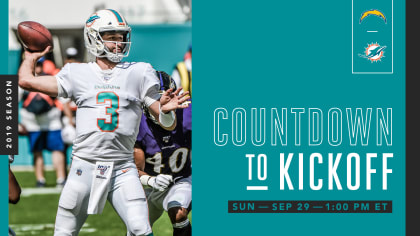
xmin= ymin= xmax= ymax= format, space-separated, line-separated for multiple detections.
xmin=9 ymin=170 xmax=191 ymax=235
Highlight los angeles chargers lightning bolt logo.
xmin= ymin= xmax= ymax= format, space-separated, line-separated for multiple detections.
xmin=359 ymin=9 xmax=387 ymax=24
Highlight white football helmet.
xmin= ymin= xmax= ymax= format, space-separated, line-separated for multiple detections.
xmin=84 ymin=9 xmax=131 ymax=62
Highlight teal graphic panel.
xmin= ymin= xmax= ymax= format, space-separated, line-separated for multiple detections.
xmin=194 ymin=0 xmax=405 ymax=235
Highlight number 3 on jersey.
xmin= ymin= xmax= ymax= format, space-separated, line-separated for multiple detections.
xmin=97 ymin=92 xmax=119 ymax=132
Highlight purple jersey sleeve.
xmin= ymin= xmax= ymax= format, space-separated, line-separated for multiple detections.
xmin=183 ymin=103 xmax=192 ymax=133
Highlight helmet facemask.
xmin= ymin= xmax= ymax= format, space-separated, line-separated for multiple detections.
xmin=99 ymin=30 xmax=131 ymax=63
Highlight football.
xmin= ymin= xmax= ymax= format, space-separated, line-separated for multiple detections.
xmin=17 ymin=21 xmax=53 ymax=52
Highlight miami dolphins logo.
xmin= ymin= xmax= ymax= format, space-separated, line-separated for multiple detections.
xmin=86 ymin=14 xmax=100 ymax=26
xmin=358 ymin=42 xmax=387 ymax=63
xmin=359 ymin=9 xmax=386 ymax=24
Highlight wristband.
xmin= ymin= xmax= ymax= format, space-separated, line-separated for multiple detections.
xmin=139 ymin=175 xmax=151 ymax=186
xmin=159 ymin=104 xmax=175 ymax=128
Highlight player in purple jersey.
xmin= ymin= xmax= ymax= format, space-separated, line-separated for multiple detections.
xmin=134 ymin=71 xmax=192 ymax=236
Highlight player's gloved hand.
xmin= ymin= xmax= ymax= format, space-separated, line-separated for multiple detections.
xmin=140 ymin=174 xmax=173 ymax=191
xmin=154 ymin=174 xmax=173 ymax=190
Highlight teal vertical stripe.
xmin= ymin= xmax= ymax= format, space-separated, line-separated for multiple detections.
xmin=1 ymin=1 xmax=8 ymax=74
xmin=2 ymin=0 xmax=10 ymax=234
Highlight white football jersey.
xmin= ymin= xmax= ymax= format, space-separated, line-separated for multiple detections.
xmin=56 ymin=62 xmax=160 ymax=162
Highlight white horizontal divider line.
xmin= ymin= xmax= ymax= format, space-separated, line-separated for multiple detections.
xmin=246 ymin=186 xmax=268 ymax=190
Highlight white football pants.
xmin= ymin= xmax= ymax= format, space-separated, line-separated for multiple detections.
xmin=54 ymin=156 xmax=152 ymax=236
xmin=145 ymin=176 xmax=192 ymax=225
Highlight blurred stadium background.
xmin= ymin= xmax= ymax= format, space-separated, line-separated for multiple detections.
xmin=8 ymin=0 xmax=191 ymax=235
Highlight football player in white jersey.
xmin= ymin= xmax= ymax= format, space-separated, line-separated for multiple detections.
xmin=18 ymin=9 xmax=190 ymax=236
